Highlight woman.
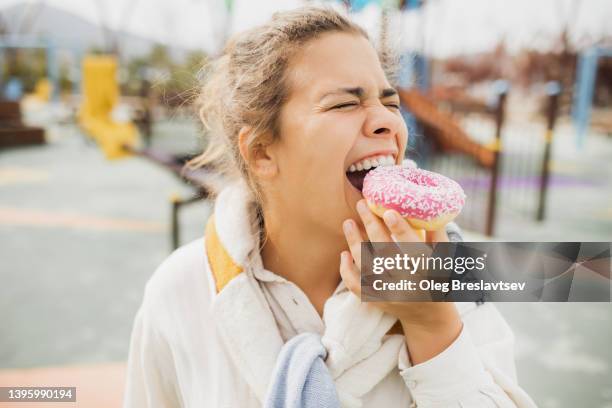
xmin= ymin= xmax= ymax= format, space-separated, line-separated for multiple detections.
xmin=124 ymin=6 xmax=536 ymax=407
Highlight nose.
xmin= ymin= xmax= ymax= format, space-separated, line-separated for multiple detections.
xmin=363 ymin=105 xmax=401 ymax=140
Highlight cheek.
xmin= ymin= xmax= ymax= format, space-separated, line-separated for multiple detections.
xmin=286 ymin=114 xmax=360 ymax=173
xmin=279 ymin=118 xmax=358 ymax=215
xmin=304 ymin=118 xmax=362 ymax=213
xmin=285 ymin=135 xmax=348 ymax=188
xmin=276 ymin=104 xmax=364 ymax=214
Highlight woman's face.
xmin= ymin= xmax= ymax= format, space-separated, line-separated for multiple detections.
xmin=264 ymin=32 xmax=408 ymax=235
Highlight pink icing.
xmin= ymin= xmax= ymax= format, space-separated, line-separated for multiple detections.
xmin=362 ymin=165 xmax=466 ymax=221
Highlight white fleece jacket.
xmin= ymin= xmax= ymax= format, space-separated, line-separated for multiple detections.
xmin=123 ymin=181 xmax=538 ymax=408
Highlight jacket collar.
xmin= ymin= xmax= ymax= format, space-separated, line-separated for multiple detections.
xmin=204 ymin=180 xmax=405 ymax=407
xmin=205 ymin=180 xmax=284 ymax=403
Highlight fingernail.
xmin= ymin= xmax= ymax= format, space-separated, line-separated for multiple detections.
xmin=383 ymin=210 xmax=398 ymax=226
xmin=340 ymin=251 xmax=347 ymax=264
xmin=343 ymin=220 xmax=353 ymax=234
xmin=356 ymin=200 xmax=367 ymax=214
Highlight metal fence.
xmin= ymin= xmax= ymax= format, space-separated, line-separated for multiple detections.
xmin=414 ymin=82 xmax=561 ymax=237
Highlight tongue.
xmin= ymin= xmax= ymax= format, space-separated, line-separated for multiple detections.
xmin=346 ymin=169 xmax=370 ymax=191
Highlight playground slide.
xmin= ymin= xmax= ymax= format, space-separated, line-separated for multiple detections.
xmin=398 ymin=89 xmax=494 ymax=168
xmin=77 ymin=55 xmax=222 ymax=196
xmin=78 ymin=55 xmax=137 ymax=160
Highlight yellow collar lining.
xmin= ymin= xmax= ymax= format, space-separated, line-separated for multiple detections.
xmin=205 ymin=215 xmax=244 ymax=293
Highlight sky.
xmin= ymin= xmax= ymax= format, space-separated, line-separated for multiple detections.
xmin=0 ymin=0 xmax=611 ymax=57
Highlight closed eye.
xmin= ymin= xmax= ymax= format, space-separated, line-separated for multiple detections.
xmin=331 ymin=102 xmax=359 ymax=110
xmin=330 ymin=101 xmax=400 ymax=110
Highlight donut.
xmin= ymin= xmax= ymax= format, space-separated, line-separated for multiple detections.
xmin=362 ymin=165 xmax=466 ymax=231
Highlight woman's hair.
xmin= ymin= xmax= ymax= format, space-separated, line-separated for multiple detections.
xmin=187 ymin=6 xmax=396 ymax=190
xmin=186 ymin=6 xmax=397 ymax=242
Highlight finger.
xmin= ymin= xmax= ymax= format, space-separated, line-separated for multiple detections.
xmin=356 ymin=200 xmax=391 ymax=242
xmin=382 ymin=209 xmax=423 ymax=242
xmin=342 ymin=218 xmax=365 ymax=270
xmin=339 ymin=250 xmax=361 ymax=297
xmin=426 ymin=226 xmax=449 ymax=244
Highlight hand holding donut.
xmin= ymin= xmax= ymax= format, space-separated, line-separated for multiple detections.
xmin=340 ymin=199 xmax=450 ymax=319
xmin=341 ymin=200 xmax=463 ymax=364
xmin=340 ymin=165 xmax=467 ymax=306
xmin=340 ymin=165 xmax=466 ymax=364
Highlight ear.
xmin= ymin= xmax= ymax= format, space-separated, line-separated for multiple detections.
xmin=238 ymin=126 xmax=278 ymax=179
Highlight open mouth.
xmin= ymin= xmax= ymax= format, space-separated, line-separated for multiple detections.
xmin=346 ymin=154 xmax=395 ymax=192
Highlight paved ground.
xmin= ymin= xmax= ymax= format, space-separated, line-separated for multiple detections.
xmin=1 ymin=117 xmax=611 ymax=407
xmin=0 ymin=119 xmax=212 ymax=370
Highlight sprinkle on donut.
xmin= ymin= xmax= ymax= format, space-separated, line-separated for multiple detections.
xmin=362 ymin=165 xmax=466 ymax=221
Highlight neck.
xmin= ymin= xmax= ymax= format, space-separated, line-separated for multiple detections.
xmin=261 ymin=209 xmax=345 ymax=317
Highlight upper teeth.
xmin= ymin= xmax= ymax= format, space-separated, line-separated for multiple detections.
xmin=348 ymin=155 xmax=395 ymax=172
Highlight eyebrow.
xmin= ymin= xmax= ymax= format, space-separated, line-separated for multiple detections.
xmin=380 ymin=88 xmax=398 ymax=98
xmin=319 ymin=87 xmax=398 ymax=100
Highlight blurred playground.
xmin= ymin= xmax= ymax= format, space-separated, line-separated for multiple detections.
xmin=1 ymin=0 xmax=612 ymax=407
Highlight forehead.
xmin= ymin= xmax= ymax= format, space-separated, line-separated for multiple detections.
xmin=286 ymin=32 xmax=390 ymax=99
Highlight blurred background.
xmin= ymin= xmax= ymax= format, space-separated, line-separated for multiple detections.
xmin=0 ymin=0 xmax=611 ymax=407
